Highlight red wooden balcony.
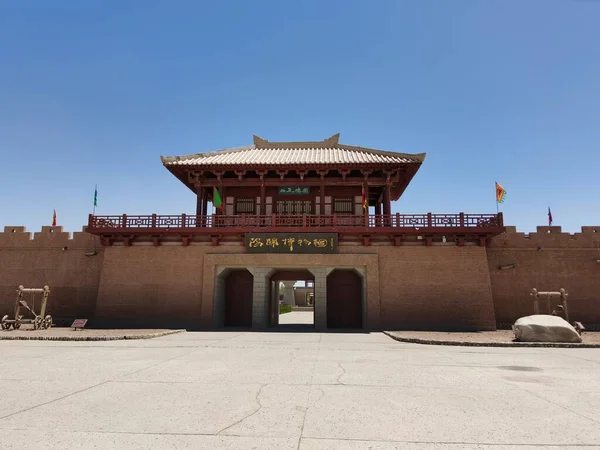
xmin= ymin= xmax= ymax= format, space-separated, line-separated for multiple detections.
xmin=89 ymin=212 xmax=503 ymax=230
xmin=87 ymin=213 xmax=504 ymax=246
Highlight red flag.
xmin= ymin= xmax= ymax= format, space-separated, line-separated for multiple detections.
xmin=361 ymin=186 xmax=368 ymax=211
xmin=548 ymin=207 xmax=553 ymax=226
xmin=52 ymin=209 xmax=57 ymax=227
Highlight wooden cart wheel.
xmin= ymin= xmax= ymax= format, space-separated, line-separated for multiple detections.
xmin=43 ymin=315 xmax=53 ymax=329
xmin=34 ymin=316 xmax=43 ymax=330
xmin=1 ymin=315 xmax=9 ymax=330
xmin=13 ymin=320 xmax=21 ymax=330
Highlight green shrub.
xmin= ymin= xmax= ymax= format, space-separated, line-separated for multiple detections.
xmin=279 ymin=304 xmax=292 ymax=315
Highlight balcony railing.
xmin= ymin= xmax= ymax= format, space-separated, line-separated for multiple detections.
xmin=88 ymin=213 xmax=503 ymax=231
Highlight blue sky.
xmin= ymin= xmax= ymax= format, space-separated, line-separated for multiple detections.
xmin=1 ymin=0 xmax=598 ymax=233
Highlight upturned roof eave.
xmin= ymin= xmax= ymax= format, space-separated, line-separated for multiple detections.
xmin=160 ymin=156 xmax=426 ymax=169
xmin=160 ymin=147 xmax=426 ymax=166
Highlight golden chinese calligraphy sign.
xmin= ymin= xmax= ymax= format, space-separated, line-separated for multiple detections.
xmin=244 ymin=233 xmax=338 ymax=254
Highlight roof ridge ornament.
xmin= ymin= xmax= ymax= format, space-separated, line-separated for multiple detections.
xmin=323 ymin=133 xmax=340 ymax=146
xmin=253 ymin=133 xmax=340 ymax=149
xmin=253 ymin=135 xmax=268 ymax=147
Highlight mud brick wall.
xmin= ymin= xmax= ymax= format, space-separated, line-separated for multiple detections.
xmin=92 ymin=244 xmax=496 ymax=331
xmin=488 ymin=226 xmax=600 ymax=326
xmin=92 ymin=245 xmax=237 ymax=328
xmin=0 ymin=226 xmax=103 ymax=324
xmin=368 ymin=245 xmax=496 ymax=331
xmin=2 ymin=222 xmax=598 ymax=331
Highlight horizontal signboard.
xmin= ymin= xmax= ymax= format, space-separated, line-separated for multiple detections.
xmin=278 ymin=186 xmax=310 ymax=195
xmin=245 ymin=233 xmax=338 ymax=254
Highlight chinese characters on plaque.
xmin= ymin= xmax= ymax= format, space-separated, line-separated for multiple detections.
xmin=278 ymin=186 xmax=310 ymax=195
xmin=244 ymin=233 xmax=338 ymax=254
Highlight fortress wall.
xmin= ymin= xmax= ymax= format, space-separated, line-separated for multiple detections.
xmin=0 ymin=226 xmax=104 ymax=324
xmin=488 ymin=226 xmax=600 ymax=325
xmin=2 ymin=222 xmax=599 ymax=330
xmin=338 ymin=245 xmax=496 ymax=331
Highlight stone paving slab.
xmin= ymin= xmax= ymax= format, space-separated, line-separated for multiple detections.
xmin=1 ymin=331 xmax=599 ymax=449
xmin=302 ymin=384 xmax=600 ymax=445
xmin=0 ymin=430 xmax=298 ymax=450
xmin=299 ymin=440 xmax=596 ymax=449
xmin=279 ymin=310 xmax=314 ymax=325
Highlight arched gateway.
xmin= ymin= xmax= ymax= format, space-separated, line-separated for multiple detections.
xmin=87 ymin=133 xmax=504 ymax=331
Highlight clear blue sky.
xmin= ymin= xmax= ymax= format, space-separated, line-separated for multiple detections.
xmin=1 ymin=0 xmax=598 ymax=233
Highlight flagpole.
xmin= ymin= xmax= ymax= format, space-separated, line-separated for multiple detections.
xmin=91 ymin=185 xmax=98 ymax=254
xmin=93 ymin=184 xmax=97 ymax=216
xmin=495 ymin=181 xmax=499 ymax=215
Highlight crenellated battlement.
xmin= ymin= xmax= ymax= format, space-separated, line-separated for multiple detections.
xmin=0 ymin=226 xmax=102 ymax=249
xmin=2 ymin=224 xmax=599 ymax=249
xmin=0 ymin=225 xmax=104 ymax=323
xmin=489 ymin=225 xmax=600 ymax=248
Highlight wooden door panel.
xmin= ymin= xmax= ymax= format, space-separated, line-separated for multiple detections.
xmin=224 ymin=270 xmax=253 ymax=327
xmin=326 ymin=269 xmax=362 ymax=328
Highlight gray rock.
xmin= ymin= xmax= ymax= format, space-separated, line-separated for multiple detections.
xmin=513 ymin=314 xmax=582 ymax=343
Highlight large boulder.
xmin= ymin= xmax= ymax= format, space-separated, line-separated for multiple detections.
xmin=512 ymin=315 xmax=582 ymax=343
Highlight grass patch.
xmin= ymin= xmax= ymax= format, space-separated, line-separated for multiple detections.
xmin=279 ymin=304 xmax=292 ymax=315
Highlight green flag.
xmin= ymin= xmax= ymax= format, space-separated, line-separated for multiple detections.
xmin=213 ymin=187 xmax=222 ymax=210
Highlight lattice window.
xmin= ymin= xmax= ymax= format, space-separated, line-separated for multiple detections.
xmin=333 ymin=198 xmax=353 ymax=215
xmin=235 ymin=198 xmax=255 ymax=214
xmin=276 ymin=200 xmax=312 ymax=215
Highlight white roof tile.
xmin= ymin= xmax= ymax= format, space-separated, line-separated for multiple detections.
xmin=162 ymin=137 xmax=425 ymax=167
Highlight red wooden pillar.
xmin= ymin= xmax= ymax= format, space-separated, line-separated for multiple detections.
xmin=202 ymin=188 xmax=208 ymax=215
xmin=196 ymin=186 xmax=203 ymax=227
xmin=362 ymin=180 xmax=369 ymax=228
xmin=219 ymin=184 xmax=226 ymax=215
xmin=199 ymin=188 xmax=204 ymax=216
xmin=363 ymin=180 xmax=368 ymax=210
xmin=383 ymin=183 xmax=391 ymax=226
xmin=320 ymin=173 xmax=326 ymax=216
xmin=375 ymin=201 xmax=382 ymax=215
xmin=260 ymin=183 xmax=266 ymax=215
xmin=383 ymin=183 xmax=391 ymax=215
xmin=195 ymin=188 xmax=202 ymax=215
xmin=201 ymin=188 xmax=209 ymax=226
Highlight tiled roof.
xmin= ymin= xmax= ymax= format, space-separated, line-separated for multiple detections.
xmin=161 ymin=134 xmax=425 ymax=167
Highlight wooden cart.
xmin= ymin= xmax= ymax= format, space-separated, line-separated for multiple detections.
xmin=1 ymin=285 xmax=52 ymax=331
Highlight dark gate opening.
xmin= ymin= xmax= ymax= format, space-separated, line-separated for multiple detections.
xmin=224 ymin=269 xmax=254 ymax=327
xmin=326 ymin=269 xmax=363 ymax=329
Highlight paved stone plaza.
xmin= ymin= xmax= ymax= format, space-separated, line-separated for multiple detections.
xmin=279 ymin=310 xmax=315 ymax=325
xmin=0 ymin=328 xmax=599 ymax=449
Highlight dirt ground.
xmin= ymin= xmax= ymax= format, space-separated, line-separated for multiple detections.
xmin=2 ymin=327 xmax=598 ymax=344
xmin=0 ymin=327 xmax=183 ymax=340
xmin=387 ymin=330 xmax=600 ymax=344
